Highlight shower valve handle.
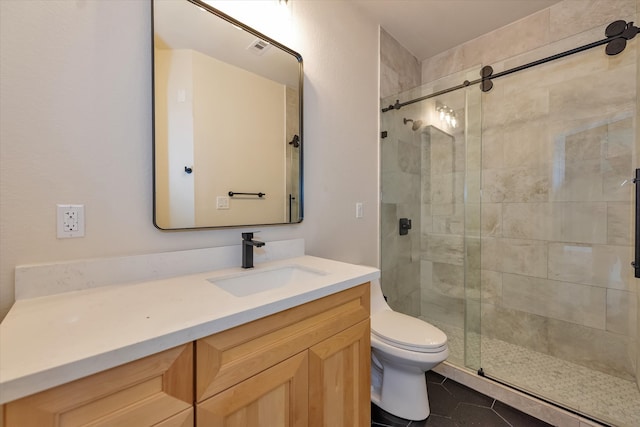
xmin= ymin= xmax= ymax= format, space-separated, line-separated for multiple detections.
xmin=399 ymin=218 xmax=412 ymax=236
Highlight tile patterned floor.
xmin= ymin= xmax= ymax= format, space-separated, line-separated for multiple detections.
xmin=371 ymin=371 xmax=554 ymax=427
xmin=429 ymin=321 xmax=640 ymax=427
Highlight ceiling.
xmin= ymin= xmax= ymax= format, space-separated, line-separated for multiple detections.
xmin=351 ymin=0 xmax=562 ymax=61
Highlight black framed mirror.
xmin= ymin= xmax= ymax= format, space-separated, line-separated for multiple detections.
xmin=152 ymin=0 xmax=303 ymax=229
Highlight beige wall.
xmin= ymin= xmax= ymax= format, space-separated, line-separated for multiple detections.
xmin=155 ymin=48 xmax=287 ymax=227
xmin=0 ymin=0 xmax=380 ymax=320
xmin=420 ymin=0 xmax=639 ymax=381
xmin=154 ymin=49 xmax=196 ymax=228
xmin=191 ymin=50 xmax=286 ymax=226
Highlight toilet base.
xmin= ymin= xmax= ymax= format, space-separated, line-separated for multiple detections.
xmin=371 ymin=363 xmax=430 ymax=421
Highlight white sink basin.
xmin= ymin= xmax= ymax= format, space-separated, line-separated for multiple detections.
xmin=208 ymin=265 xmax=327 ymax=297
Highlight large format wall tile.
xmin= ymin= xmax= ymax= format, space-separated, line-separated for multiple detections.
xmin=400 ymin=0 xmax=638 ymax=397
xmin=481 ymin=270 xmax=503 ymax=305
xmin=421 ymin=291 xmax=465 ymax=328
xmin=398 ymin=139 xmax=421 ymax=174
xmin=381 ymin=170 xmax=421 ymax=204
xmin=607 ymin=289 xmax=638 ymax=337
xmin=482 ymin=166 xmax=550 ymax=203
xmin=431 ymin=262 xmax=465 ymax=299
xmin=547 ymin=318 xmax=636 ymax=380
xmin=382 ymin=261 xmax=421 ymax=317
xmin=502 ymin=122 xmax=553 ymax=169
xmin=548 ymin=243 xmax=634 ymax=291
xmin=549 ymin=0 xmax=637 ymax=43
xmin=423 ymin=233 xmax=464 ymax=265
xmin=548 ymin=64 xmax=636 ymax=124
xmin=607 ymin=202 xmax=632 ymax=245
xmin=432 ymin=212 xmax=464 ymax=235
xmin=499 ymin=238 xmax=548 ymax=278
xmin=481 ymin=304 xmax=550 ymax=353
xmin=607 ymin=116 xmax=634 ymax=158
xmin=483 ymin=302 xmax=637 ymax=381
xmin=502 ymin=273 xmax=606 ymax=329
xmin=502 ymin=203 xmax=554 ymax=240
xmin=481 ymin=203 xmax=502 ymax=237
xmin=503 ymin=202 xmax=607 ymax=244
xmin=380 ymin=28 xmax=420 ymax=99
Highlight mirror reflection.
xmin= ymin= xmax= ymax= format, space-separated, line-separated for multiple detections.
xmin=153 ymin=0 xmax=303 ymax=229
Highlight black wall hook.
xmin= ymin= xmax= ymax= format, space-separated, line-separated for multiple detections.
xmin=184 ymin=166 xmax=193 ymax=174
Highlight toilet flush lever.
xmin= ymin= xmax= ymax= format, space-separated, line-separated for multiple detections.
xmin=399 ymin=218 xmax=412 ymax=236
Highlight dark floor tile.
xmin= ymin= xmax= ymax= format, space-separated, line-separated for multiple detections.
xmin=371 ymin=403 xmax=412 ymax=427
xmin=426 ymin=381 xmax=458 ymax=417
xmin=426 ymin=370 xmax=446 ymax=384
xmin=451 ymin=403 xmax=510 ymax=426
xmin=493 ymin=401 xmax=554 ymax=427
xmin=419 ymin=414 xmax=458 ymax=427
xmin=373 ymin=373 xmax=554 ymax=427
xmin=442 ymin=379 xmax=495 ymax=408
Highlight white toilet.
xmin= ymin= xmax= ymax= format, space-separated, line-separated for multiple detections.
xmin=370 ymin=280 xmax=449 ymax=421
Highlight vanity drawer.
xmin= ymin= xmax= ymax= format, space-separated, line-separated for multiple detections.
xmin=196 ymin=283 xmax=370 ymax=402
xmin=4 ymin=343 xmax=193 ymax=427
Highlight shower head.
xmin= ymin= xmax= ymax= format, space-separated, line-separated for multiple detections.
xmin=403 ymin=118 xmax=423 ymax=131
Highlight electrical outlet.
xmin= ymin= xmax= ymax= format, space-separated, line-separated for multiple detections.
xmin=57 ymin=204 xmax=85 ymax=238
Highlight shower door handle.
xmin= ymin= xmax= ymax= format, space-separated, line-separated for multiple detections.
xmin=634 ymin=169 xmax=640 ymax=278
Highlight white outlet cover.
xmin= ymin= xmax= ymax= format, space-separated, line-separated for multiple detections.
xmin=57 ymin=204 xmax=85 ymax=238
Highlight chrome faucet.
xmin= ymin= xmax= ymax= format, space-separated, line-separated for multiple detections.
xmin=241 ymin=232 xmax=265 ymax=269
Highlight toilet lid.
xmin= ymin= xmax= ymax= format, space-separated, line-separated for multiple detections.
xmin=371 ymin=310 xmax=447 ymax=353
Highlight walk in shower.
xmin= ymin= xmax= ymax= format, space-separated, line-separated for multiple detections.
xmin=379 ymin=8 xmax=639 ymax=426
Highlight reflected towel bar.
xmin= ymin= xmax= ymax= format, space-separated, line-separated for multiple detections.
xmin=228 ymin=191 xmax=265 ymax=198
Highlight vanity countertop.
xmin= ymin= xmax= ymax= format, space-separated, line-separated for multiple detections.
xmin=0 ymin=255 xmax=379 ymax=404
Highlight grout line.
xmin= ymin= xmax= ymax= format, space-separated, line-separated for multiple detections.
xmin=493 ymin=408 xmax=515 ymax=427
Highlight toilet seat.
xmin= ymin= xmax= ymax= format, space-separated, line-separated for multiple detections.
xmin=371 ymin=310 xmax=447 ymax=353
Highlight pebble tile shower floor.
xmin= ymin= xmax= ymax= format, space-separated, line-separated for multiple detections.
xmin=430 ymin=321 xmax=640 ymax=426
xmin=371 ymin=371 xmax=553 ymax=427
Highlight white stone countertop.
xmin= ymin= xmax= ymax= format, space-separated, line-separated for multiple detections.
xmin=0 ymin=255 xmax=379 ymax=404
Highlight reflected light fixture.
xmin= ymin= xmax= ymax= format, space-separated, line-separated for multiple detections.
xmin=436 ymin=103 xmax=457 ymax=128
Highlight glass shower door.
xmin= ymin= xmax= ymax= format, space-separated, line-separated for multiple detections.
xmin=379 ymin=66 xmax=482 ymax=374
xmin=476 ymin=24 xmax=639 ymax=426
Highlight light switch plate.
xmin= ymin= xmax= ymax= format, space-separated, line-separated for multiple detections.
xmin=216 ymin=196 xmax=229 ymax=210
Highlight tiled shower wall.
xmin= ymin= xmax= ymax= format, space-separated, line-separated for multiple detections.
xmin=420 ymin=0 xmax=639 ymax=382
xmin=379 ymin=29 xmax=422 ymax=315
xmin=419 ymin=97 xmax=473 ymax=337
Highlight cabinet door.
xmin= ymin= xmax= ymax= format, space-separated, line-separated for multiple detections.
xmin=4 ymin=343 xmax=193 ymax=427
xmin=308 ymin=320 xmax=371 ymax=427
xmin=196 ymin=284 xmax=369 ymax=402
xmin=154 ymin=408 xmax=194 ymax=427
xmin=196 ymin=351 xmax=308 ymax=427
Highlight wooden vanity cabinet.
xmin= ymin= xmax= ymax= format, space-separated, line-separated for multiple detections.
xmin=2 ymin=283 xmax=371 ymax=427
xmin=195 ymin=283 xmax=371 ymax=427
xmin=3 ymin=343 xmax=193 ymax=427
